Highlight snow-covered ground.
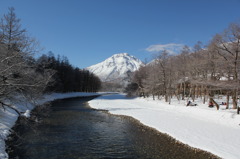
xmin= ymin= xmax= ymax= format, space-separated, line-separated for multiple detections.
xmin=89 ymin=94 xmax=240 ymax=159
xmin=0 ymin=92 xmax=102 ymax=159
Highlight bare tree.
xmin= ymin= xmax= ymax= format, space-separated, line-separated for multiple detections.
xmin=0 ymin=8 xmax=53 ymax=114
xmin=176 ymin=45 xmax=191 ymax=100
xmin=0 ymin=44 xmax=53 ymax=114
xmin=153 ymin=50 xmax=172 ymax=102
xmin=0 ymin=7 xmax=39 ymax=54
xmin=211 ymin=22 xmax=240 ymax=109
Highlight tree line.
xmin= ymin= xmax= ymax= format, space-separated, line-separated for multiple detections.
xmin=0 ymin=7 xmax=101 ymax=114
xmin=126 ymin=21 xmax=240 ymax=113
xmin=36 ymin=52 xmax=101 ymax=93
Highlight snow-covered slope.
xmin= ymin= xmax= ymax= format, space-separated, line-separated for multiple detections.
xmin=86 ymin=53 xmax=144 ymax=83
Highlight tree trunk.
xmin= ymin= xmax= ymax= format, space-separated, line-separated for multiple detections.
xmin=192 ymin=85 xmax=196 ymax=102
xmin=209 ymin=97 xmax=220 ymax=110
xmin=226 ymin=93 xmax=230 ymax=109
xmin=196 ymin=85 xmax=199 ymax=98
xmin=203 ymin=95 xmax=206 ymax=104
xmin=209 ymin=88 xmax=219 ymax=110
xmin=189 ymin=84 xmax=195 ymax=101
xmin=169 ymin=94 xmax=171 ymax=104
xmin=182 ymin=82 xmax=186 ymax=100
xmin=203 ymin=86 xmax=206 ymax=104
xmin=165 ymin=93 xmax=168 ymax=102
xmin=232 ymin=90 xmax=237 ymax=109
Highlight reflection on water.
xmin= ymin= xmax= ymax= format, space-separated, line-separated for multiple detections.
xmin=7 ymin=97 xmax=218 ymax=159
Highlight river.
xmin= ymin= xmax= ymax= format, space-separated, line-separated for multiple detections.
xmin=6 ymin=97 xmax=218 ymax=159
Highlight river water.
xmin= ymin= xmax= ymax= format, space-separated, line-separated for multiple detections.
xmin=6 ymin=97 xmax=218 ymax=159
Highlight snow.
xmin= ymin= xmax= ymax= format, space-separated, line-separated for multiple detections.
xmin=89 ymin=94 xmax=240 ymax=159
xmin=0 ymin=92 xmax=102 ymax=159
xmin=22 ymin=110 xmax=31 ymax=118
xmin=86 ymin=53 xmax=144 ymax=82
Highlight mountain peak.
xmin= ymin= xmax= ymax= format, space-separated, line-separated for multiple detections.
xmin=112 ymin=53 xmax=129 ymax=57
xmin=86 ymin=53 xmax=144 ymax=83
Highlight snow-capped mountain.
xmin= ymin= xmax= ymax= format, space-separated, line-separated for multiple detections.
xmin=86 ymin=53 xmax=144 ymax=83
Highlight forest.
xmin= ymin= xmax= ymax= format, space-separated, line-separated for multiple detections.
xmin=36 ymin=52 xmax=101 ymax=93
xmin=126 ymin=21 xmax=240 ymax=113
xmin=0 ymin=8 xmax=101 ymax=114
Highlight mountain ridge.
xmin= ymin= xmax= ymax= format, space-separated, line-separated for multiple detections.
xmin=86 ymin=53 xmax=144 ymax=83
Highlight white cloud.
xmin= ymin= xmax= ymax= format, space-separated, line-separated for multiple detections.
xmin=146 ymin=43 xmax=185 ymax=55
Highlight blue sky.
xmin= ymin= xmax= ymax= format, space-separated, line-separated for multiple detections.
xmin=0 ymin=0 xmax=240 ymax=68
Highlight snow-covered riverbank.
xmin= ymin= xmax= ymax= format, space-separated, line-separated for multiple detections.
xmin=0 ymin=92 xmax=102 ymax=159
xmin=89 ymin=94 xmax=240 ymax=159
